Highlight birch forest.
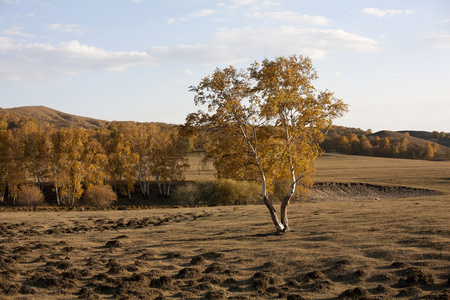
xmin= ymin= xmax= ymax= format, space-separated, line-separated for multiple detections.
xmin=0 ymin=115 xmax=190 ymax=205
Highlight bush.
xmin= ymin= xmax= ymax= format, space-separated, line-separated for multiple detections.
xmin=83 ymin=185 xmax=118 ymax=208
xmin=174 ymin=179 xmax=261 ymax=206
xmin=173 ymin=183 xmax=200 ymax=206
xmin=16 ymin=185 xmax=45 ymax=206
xmin=272 ymin=176 xmax=313 ymax=203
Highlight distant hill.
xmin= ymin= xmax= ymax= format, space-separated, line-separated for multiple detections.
xmin=398 ymin=130 xmax=450 ymax=148
xmin=2 ymin=106 xmax=109 ymax=129
xmin=369 ymin=130 xmax=450 ymax=158
xmin=369 ymin=130 xmax=429 ymax=146
xmin=370 ymin=130 xmax=450 ymax=149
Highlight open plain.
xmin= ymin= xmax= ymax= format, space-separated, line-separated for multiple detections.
xmin=0 ymin=154 xmax=449 ymax=299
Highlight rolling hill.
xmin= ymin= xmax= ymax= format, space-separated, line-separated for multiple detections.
xmin=398 ymin=130 xmax=450 ymax=148
xmin=369 ymin=130 xmax=450 ymax=155
xmin=2 ymin=105 xmax=449 ymax=159
xmin=1 ymin=106 xmax=109 ymax=129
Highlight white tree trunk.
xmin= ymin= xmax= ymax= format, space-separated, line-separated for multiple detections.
xmin=260 ymin=178 xmax=285 ymax=233
xmin=55 ymin=186 xmax=61 ymax=205
xmin=280 ymin=181 xmax=295 ymax=233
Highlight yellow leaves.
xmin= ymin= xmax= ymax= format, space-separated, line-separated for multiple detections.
xmin=189 ymin=54 xmax=348 ymax=195
xmin=0 ymin=119 xmax=192 ymax=203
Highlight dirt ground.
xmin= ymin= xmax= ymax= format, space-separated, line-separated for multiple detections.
xmin=1 ymin=154 xmax=449 ymax=299
xmin=308 ymin=182 xmax=442 ymax=202
xmin=0 ymin=194 xmax=449 ymax=299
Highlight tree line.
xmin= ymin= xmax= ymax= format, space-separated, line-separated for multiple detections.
xmin=320 ymin=132 xmax=448 ymax=160
xmin=0 ymin=117 xmax=190 ymax=206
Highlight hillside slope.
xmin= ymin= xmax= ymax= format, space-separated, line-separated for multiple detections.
xmin=399 ymin=130 xmax=450 ymax=148
xmin=369 ymin=130 xmax=449 ymax=158
xmin=370 ymin=130 xmax=429 ymax=145
xmin=2 ymin=106 xmax=108 ymax=129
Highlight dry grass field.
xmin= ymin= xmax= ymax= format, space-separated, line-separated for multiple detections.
xmin=0 ymin=154 xmax=449 ymax=299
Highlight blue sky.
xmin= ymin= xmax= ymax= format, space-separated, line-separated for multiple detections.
xmin=1 ymin=0 xmax=449 ymax=132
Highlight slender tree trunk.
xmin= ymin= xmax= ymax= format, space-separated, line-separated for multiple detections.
xmin=156 ymin=175 xmax=162 ymax=196
xmin=280 ymin=185 xmax=295 ymax=233
xmin=280 ymin=165 xmax=297 ymax=232
xmin=167 ymin=181 xmax=171 ymax=197
xmin=260 ymin=174 xmax=285 ymax=233
xmin=55 ymin=186 xmax=61 ymax=205
xmin=243 ymin=127 xmax=285 ymax=232
xmin=138 ymin=176 xmax=145 ymax=196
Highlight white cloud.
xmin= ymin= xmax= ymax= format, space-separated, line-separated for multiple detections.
xmin=246 ymin=11 xmax=331 ymax=26
xmin=219 ymin=0 xmax=258 ymax=9
xmin=46 ymin=24 xmax=89 ymax=34
xmin=263 ymin=1 xmax=280 ymax=6
xmin=231 ymin=0 xmax=256 ymax=6
xmin=3 ymin=26 xmax=36 ymax=38
xmin=190 ymin=9 xmax=216 ymax=18
xmin=184 ymin=69 xmax=195 ymax=75
xmin=147 ymin=25 xmax=379 ymax=66
xmin=361 ymin=8 xmax=414 ymax=17
xmin=166 ymin=9 xmax=217 ymax=24
xmin=213 ymin=26 xmax=380 ymax=59
xmin=0 ymin=36 xmax=16 ymax=51
xmin=0 ymin=38 xmax=155 ymax=80
xmin=426 ymin=34 xmax=450 ymax=49
xmin=3 ymin=0 xmax=21 ymax=4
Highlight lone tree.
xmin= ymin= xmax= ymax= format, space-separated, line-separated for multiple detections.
xmin=187 ymin=55 xmax=348 ymax=233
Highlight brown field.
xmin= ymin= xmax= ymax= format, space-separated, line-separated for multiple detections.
xmin=0 ymin=154 xmax=449 ymax=299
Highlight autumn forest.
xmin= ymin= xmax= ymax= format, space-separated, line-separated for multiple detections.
xmin=0 ymin=111 xmax=191 ymax=207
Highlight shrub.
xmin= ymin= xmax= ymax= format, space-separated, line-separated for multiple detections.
xmin=174 ymin=179 xmax=261 ymax=206
xmin=173 ymin=183 xmax=200 ymax=206
xmin=210 ymin=179 xmax=260 ymax=205
xmin=16 ymin=185 xmax=45 ymax=206
xmin=272 ymin=176 xmax=313 ymax=203
xmin=83 ymin=185 xmax=118 ymax=208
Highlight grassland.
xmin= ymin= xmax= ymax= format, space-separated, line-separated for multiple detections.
xmin=0 ymin=154 xmax=449 ymax=299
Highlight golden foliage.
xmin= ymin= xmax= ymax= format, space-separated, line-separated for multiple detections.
xmin=188 ymin=54 xmax=348 ymax=232
xmin=16 ymin=185 xmax=45 ymax=206
xmin=83 ymin=185 xmax=118 ymax=208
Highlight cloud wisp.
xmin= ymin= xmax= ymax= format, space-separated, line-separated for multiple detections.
xmin=167 ymin=9 xmax=217 ymax=24
xmin=426 ymin=33 xmax=450 ymax=49
xmin=361 ymin=8 xmax=414 ymax=17
xmin=149 ymin=25 xmax=380 ymax=65
xmin=46 ymin=24 xmax=89 ymax=34
xmin=246 ymin=11 xmax=331 ymax=26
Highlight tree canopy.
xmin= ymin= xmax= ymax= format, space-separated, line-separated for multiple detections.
xmin=187 ymin=55 xmax=348 ymax=233
xmin=0 ymin=117 xmax=190 ymax=205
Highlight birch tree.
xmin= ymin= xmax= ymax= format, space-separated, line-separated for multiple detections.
xmin=152 ymin=128 xmax=189 ymax=197
xmin=0 ymin=129 xmax=27 ymax=203
xmin=3 ymin=130 xmax=27 ymax=204
xmin=106 ymin=123 xmax=139 ymax=199
xmin=83 ymin=129 xmax=108 ymax=190
xmin=128 ymin=123 xmax=158 ymax=197
xmin=48 ymin=128 xmax=87 ymax=205
xmin=21 ymin=121 xmax=51 ymax=190
xmin=188 ymin=55 xmax=348 ymax=233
